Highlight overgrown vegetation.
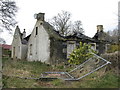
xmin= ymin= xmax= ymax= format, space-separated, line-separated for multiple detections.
xmin=2 ymin=56 xmax=119 ymax=88
xmin=107 ymin=44 xmax=119 ymax=53
xmin=2 ymin=49 xmax=11 ymax=57
xmin=68 ymin=42 xmax=96 ymax=65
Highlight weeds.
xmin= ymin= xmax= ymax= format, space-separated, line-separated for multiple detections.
xmin=2 ymin=57 xmax=120 ymax=88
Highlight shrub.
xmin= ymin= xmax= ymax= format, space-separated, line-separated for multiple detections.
xmin=107 ymin=44 xmax=119 ymax=53
xmin=68 ymin=42 xmax=96 ymax=65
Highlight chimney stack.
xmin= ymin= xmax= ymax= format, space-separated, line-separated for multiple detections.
xmin=34 ymin=13 xmax=45 ymax=21
xmin=22 ymin=29 xmax=26 ymax=39
xmin=97 ymin=25 xmax=103 ymax=32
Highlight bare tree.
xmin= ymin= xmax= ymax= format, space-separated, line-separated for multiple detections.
xmin=112 ymin=28 xmax=119 ymax=43
xmin=106 ymin=28 xmax=119 ymax=43
xmin=73 ymin=20 xmax=84 ymax=34
xmin=112 ymin=28 xmax=119 ymax=36
xmin=107 ymin=28 xmax=118 ymax=36
xmin=106 ymin=30 xmax=112 ymax=36
xmin=50 ymin=11 xmax=71 ymax=36
xmin=0 ymin=0 xmax=18 ymax=32
xmin=0 ymin=38 xmax=6 ymax=44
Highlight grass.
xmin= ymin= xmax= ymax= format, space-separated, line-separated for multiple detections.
xmin=94 ymin=72 xmax=119 ymax=88
xmin=2 ymin=56 xmax=120 ymax=88
xmin=3 ymin=75 xmax=41 ymax=88
xmin=73 ymin=71 xmax=119 ymax=88
xmin=3 ymin=57 xmax=52 ymax=78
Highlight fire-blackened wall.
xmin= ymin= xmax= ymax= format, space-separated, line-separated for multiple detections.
xmin=50 ymin=37 xmax=66 ymax=65
xmin=96 ymin=42 xmax=106 ymax=55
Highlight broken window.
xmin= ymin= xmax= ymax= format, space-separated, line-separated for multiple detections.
xmin=105 ymin=44 xmax=110 ymax=52
xmin=89 ymin=43 xmax=96 ymax=51
xmin=67 ymin=41 xmax=76 ymax=58
xmin=13 ymin=47 xmax=15 ymax=58
xmin=62 ymin=42 xmax=67 ymax=53
xmin=30 ymin=44 xmax=32 ymax=55
xmin=63 ymin=48 xmax=67 ymax=53
xmin=36 ymin=27 xmax=38 ymax=35
xmin=76 ymin=43 xmax=80 ymax=48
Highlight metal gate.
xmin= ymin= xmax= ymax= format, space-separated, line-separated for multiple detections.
xmin=40 ymin=53 xmax=111 ymax=81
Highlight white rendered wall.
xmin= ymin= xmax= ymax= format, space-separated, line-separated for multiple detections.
xmin=11 ymin=32 xmax=22 ymax=59
xmin=27 ymin=20 xmax=50 ymax=63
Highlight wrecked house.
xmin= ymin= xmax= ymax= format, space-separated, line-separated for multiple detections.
xmin=64 ymin=32 xmax=96 ymax=58
xmin=11 ymin=27 xmax=28 ymax=60
xmin=11 ymin=13 xmax=109 ymax=64
xmin=27 ymin=13 xmax=66 ymax=64
xmin=93 ymin=25 xmax=112 ymax=54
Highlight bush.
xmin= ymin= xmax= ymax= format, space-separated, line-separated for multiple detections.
xmin=107 ymin=44 xmax=119 ymax=53
xmin=2 ymin=49 xmax=11 ymax=56
xmin=68 ymin=42 xmax=96 ymax=65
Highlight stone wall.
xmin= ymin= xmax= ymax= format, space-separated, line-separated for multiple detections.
xmin=101 ymin=51 xmax=119 ymax=74
xmin=50 ymin=38 xmax=66 ymax=65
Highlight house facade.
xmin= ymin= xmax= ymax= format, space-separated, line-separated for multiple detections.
xmin=11 ymin=26 xmax=28 ymax=60
xmin=27 ymin=13 xmax=66 ymax=64
xmin=11 ymin=12 xmax=109 ymax=64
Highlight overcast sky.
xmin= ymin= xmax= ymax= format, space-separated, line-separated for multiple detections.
xmin=0 ymin=0 xmax=119 ymax=44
